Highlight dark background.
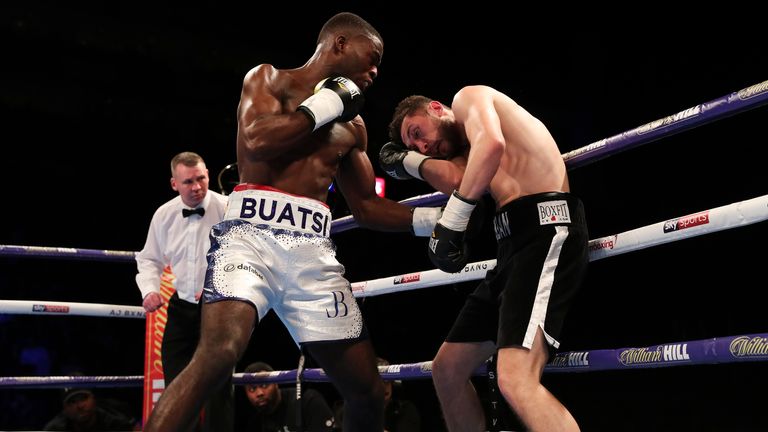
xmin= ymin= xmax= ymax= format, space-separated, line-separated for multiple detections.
xmin=1 ymin=2 xmax=766 ymax=431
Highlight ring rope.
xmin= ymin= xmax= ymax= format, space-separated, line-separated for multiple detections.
xmin=0 ymin=375 xmax=144 ymax=389
xmin=3 ymin=80 xmax=765 ymax=256
xmin=2 ymin=332 xmax=765 ymax=389
xmin=2 ymin=193 xmax=765 ymax=315
xmin=0 ymin=244 xmax=137 ymax=262
xmin=562 ymin=79 xmax=768 ymax=169
xmin=351 ymin=193 xmax=768 ymax=298
xmin=0 ymin=191 xmax=446 ymax=259
xmin=0 ymin=300 xmax=145 ymax=318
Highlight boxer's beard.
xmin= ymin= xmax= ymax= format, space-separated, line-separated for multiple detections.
xmin=438 ymin=120 xmax=466 ymax=158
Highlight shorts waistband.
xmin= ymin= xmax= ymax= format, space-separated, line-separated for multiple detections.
xmin=493 ymin=192 xmax=584 ymax=241
xmin=225 ymin=185 xmax=332 ymax=237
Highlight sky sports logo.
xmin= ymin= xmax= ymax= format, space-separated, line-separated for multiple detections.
xmin=663 ymin=211 xmax=710 ymax=233
xmin=32 ymin=304 xmax=70 ymax=313
xmin=394 ymin=273 xmax=421 ymax=285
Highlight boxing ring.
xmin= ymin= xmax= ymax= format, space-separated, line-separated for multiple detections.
xmin=2 ymin=79 xmax=767 ymax=430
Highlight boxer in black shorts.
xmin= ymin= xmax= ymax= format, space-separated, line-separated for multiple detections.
xmin=448 ymin=192 xmax=588 ymax=354
xmin=383 ymin=88 xmax=589 ymax=431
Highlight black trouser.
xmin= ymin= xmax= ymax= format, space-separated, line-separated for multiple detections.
xmin=162 ymin=292 xmax=234 ymax=432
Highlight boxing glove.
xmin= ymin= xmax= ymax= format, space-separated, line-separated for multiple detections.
xmin=297 ymin=76 xmax=365 ymax=131
xmin=427 ymin=190 xmax=477 ymax=273
xmin=379 ymin=141 xmax=432 ymax=180
xmin=428 ymin=223 xmax=469 ymax=273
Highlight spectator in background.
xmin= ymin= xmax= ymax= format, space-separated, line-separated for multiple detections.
xmin=43 ymin=386 xmax=139 ymax=431
xmin=241 ymin=361 xmax=335 ymax=432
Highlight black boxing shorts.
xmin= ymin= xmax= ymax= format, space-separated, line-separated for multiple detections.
xmin=446 ymin=192 xmax=589 ymax=351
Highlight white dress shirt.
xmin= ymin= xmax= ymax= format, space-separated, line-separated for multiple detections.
xmin=135 ymin=190 xmax=228 ymax=303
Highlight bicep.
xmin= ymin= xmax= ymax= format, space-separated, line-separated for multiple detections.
xmin=421 ymin=157 xmax=465 ymax=195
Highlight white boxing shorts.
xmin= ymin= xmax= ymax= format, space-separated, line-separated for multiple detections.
xmin=202 ymin=184 xmax=364 ymax=344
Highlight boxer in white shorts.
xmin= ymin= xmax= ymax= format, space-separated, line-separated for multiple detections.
xmin=144 ymin=13 xmax=442 ymax=432
xmin=204 ymin=185 xmax=365 ymax=343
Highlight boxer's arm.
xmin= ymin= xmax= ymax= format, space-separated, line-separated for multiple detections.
xmin=451 ymin=86 xmax=504 ymax=201
xmin=418 ymin=156 xmax=467 ymax=196
xmin=335 ymin=132 xmax=414 ymax=233
xmin=237 ymin=65 xmax=315 ymax=161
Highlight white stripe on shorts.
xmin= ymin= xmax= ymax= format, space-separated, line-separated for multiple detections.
xmin=523 ymin=225 xmax=569 ymax=349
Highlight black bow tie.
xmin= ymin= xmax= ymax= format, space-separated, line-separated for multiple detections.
xmin=182 ymin=207 xmax=205 ymax=218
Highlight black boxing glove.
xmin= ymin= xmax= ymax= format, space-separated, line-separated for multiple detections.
xmin=297 ymin=77 xmax=365 ymax=131
xmin=428 ymin=223 xmax=469 ymax=273
xmin=427 ymin=190 xmax=477 ymax=273
xmin=379 ymin=141 xmax=432 ymax=180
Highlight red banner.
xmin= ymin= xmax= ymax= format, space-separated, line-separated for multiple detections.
xmin=142 ymin=266 xmax=176 ymax=424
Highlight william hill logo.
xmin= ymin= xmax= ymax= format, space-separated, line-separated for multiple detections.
xmin=619 ymin=343 xmax=690 ymax=365
xmin=729 ymin=336 xmax=768 ymax=358
xmin=394 ymin=273 xmax=421 ymax=285
xmin=549 ymin=351 xmax=589 ymax=368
